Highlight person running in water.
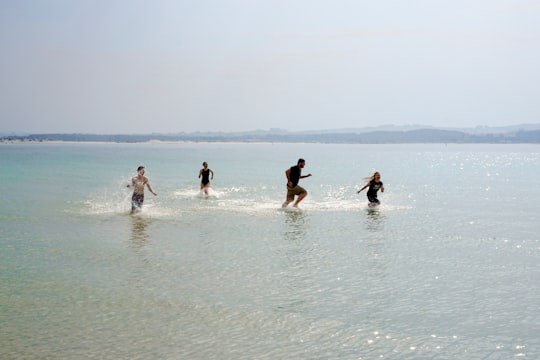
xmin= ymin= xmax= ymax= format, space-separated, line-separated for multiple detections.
xmin=357 ymin=171 xmax=384 ymax=206
xmin=282 ymin=158 xmax=312 ymax=208
xmin=198 ymin=161 xmax=214 ymax=195
xmin=127 ymin=165 xmax=157 ymax=213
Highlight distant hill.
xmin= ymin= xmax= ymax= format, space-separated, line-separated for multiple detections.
xmin=2 ymin=125 xmax=540 ymax=144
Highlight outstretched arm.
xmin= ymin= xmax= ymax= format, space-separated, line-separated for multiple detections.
xmin=357 ymin=183 xmax=369 ymax=193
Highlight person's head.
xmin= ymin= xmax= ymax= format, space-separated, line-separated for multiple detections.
xmin=362 ymin=169 xmax=380 ymax=182
xmin=297 ymin=158 xmax=305 ymax=168
xmin=202 ymin=162 xmax=208 ymax=168
xmin=137 ymin=166 xmax=145 ymax=175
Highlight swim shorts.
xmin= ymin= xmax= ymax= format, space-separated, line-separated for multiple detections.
xmin=286 ymin=185 xmax=306 ymax=202
xmin=367 ymin=195 xmax=380 ymax=204
xmin=131 ymin=193 xmax=144 ymax=209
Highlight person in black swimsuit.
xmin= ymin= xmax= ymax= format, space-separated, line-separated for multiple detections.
xmin=198 ymin=162 xmax=214 ymax=195
xmin=357 ymin=171 xmax=384 ymax=206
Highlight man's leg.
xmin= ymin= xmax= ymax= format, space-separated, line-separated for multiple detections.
xmin=283 ymin=187 xmax=293 ymax=207
xmin=293 ymin=191 xmax=307 ymax=207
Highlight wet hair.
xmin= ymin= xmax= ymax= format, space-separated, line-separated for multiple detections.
xmin=137 ymin=166 xmax=145 ymax=172
xmin=202 ymin=162 xmax=208 ymax=167
xmin=297 ymin=158 xmax=305 ymax=165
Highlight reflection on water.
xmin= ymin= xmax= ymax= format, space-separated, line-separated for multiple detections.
xmin=126 ymin=215 xmax=154 ymax=292
xmin=275 ymin=210 xmax=313 ymax=313
xmin=365 ymin=207 xmax=386 ymax=232
xmin=283 ymin=209 xmax=308 ymax=242
xmin=130 ymin=215 xmax=151 ymax=247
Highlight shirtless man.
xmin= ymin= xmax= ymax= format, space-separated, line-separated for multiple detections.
xmin=127 ymin=166 xmax=157 ymax=213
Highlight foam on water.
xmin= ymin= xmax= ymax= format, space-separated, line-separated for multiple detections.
xmin=78 ymin=182 xmax=413 ymax=219
xmin=78 ymin=181 xmax=412 ymax=218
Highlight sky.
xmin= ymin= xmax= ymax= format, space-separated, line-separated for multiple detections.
xmin=1 ymin=0 xmax=539 ymax=134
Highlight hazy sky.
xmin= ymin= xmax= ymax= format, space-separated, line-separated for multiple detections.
xmin=1 ymin=0 xmax=539 ymax=134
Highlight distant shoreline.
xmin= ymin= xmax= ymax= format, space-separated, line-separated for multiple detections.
xmin=0 ymin=139 xmax=301 ymax=145
xmin=2 ymin=126 xmax=540 ymax=144
xmin=2 ymin=139 xmax=540 ymax=146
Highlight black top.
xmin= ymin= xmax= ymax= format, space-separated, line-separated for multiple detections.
xmin=289 ymin=165 xmax=301 ymax=187
xmin=201 ymin=169 xmax=211 ymax=185
xmin=367 ymin=180 xmax=383 ymax=197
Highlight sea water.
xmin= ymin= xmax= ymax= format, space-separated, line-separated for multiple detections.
xmin=1 ymin=142 xmax=539 ymax=359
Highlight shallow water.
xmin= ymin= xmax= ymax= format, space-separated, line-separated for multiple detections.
xmin=1 ymin=143 xmax=539 ymax=359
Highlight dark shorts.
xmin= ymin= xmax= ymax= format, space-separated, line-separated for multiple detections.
xmin=131 ymin=193 xmax=144 ymax=209
xmin=286 ymin=185 xmax=306 ymax=202
xmin=367 ymin=195 xmax=380 ymax=204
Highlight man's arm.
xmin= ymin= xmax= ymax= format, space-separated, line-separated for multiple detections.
xmin=285 ymin=168 xmax=292 ymax=187
xmin=146 ymin=179 xmax=157 ymax=196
